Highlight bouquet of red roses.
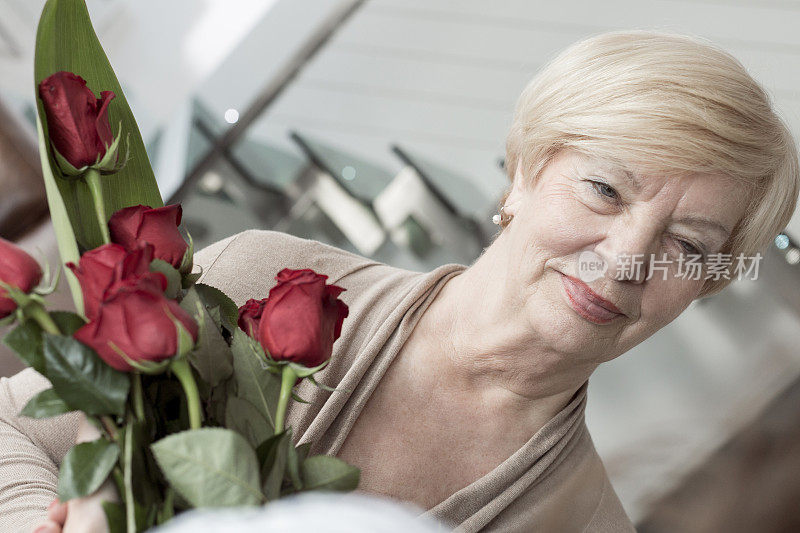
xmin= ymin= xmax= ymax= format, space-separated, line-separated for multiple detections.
xmin=0 ymin=1 xmax=358 ymax=531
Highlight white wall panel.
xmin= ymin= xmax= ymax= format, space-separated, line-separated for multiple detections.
xmin=264 ymin=85 xmax=512 ymax=148
xmin=370 ymin=0 xmax=800 ymax=49
xmin=298 ymin=47 xmax=528 ymax=108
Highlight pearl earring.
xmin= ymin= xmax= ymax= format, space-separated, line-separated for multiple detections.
xmin=492 ymin=206 xmax=513 ymax=225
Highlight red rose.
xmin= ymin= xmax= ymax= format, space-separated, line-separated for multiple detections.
xmin=74 ymin=273 xmax=198 ymax=372
xmin=257 ymin=269 xmax=348 ymax=368
xmin=109 ymin=204 xmax=188 ymax=268
xmin=238 ymin=298 xmax=267 ymax=340
xmin=67 ymin=243 xmax=156 ymax=321
xmin=38 ymin=71 xmax=115 ymax=170
xmin=0 ymin=238 xmax=43 ymax=318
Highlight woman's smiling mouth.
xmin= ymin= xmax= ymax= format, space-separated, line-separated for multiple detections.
xmin=559 ymin=272 xmax=625 ymax=325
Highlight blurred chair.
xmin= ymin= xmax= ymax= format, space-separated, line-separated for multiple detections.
xmin=375 ymin=145 xmax=489 ymax=263
xmin=282 ymin=131 xmax=386 ymax=256
xmin=0 ymin=99 xmax=76 ymax=378
xmin=0 ymin=99 xmax=48 ymax=241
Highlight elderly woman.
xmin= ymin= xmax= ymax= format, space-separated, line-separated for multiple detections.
xmin=6 ymin=29 xmax=799 ymax=533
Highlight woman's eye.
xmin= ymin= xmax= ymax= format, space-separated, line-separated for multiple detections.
xmin=677 ymin=239 xmax=702 ymax=257
xmin=589 ymin=180 xmax=619 ymax=200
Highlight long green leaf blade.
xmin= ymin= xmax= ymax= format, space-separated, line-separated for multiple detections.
xmin=34 ymin=0 xmax=163 ymax=252
xmin=35 ymin=116 xmax=84 ymax=314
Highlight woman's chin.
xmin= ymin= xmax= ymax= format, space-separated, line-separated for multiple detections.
xmin=523 ymin=302 xmax=598 ymax=357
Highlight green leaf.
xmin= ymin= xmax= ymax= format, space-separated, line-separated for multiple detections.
xmin=95 ymin=121 xmax=123 ymax=170
xmin=101 ymin=501 xmax=125 ymax=533
xmin=2 ymin=312 xmax=87 ymax=373
xmin=225 ymin=396 xmax=272 ymax=449
xmin=180 ymin=287 xmax=233 ymax=387
xmin=101 ymin=500 xmax=148 ymax=533
xmin=151 ymin=428 xmax=264 ymax=507
xmin=121 ymin=419 xmax=159 ymax=509
xmin=57 ymin=438 xmax=119 ymax=501
xmin=42 ymin=333 xmax=130 ymax=416
xmin=174 ymin=317 xmax=195 ymax=359
xmin=285 ymin=437 xmax=306 ymax=492
xmin=149 ymin=259 xmax=182 ymax=300
xmin=34 ymin=0 xmax=163 ymax=252
xmin=182 ymin=272 xmax=202 ymax=289
xmin=20 ymin=388 xmax=72 ymax=418
xmin=35 ymin=116 xmax=83 ymax=315
xmin=52 ymin=145 xmax=86 ymax=176
xmin=288 ymin=360 xmax=330 ymax=379
xmin=291 ymin=391 xmax=310 ymax=404
xmin=255 ymin=430 xmax=290 ymax=500
xmin=207 ymin=377 xmax=233 ymax=427
xmin=3 ymin=320 xmax=46 ymax=373
xmin=206 ymin=305 xmax=222 ymax=331
xmin=307 ymin=374 xmax=341 ymax=393
xmin=300 ymin=455 xmax=360 ymax=492
xmin=51 ymin=311 xmax=86 ymax=335
xmin=295 ymin=442 xmax=311 ymax=464
xmin=178 ymin=232 xmax=195 ymax=277
xmin=156 ymin=487 xmax=176 ymax=524
xmin=231 ymin=329 xmax=280 ymax=431
xmin=195 ymin=284 xmax=239 ymax=333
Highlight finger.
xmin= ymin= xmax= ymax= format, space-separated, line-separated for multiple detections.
xmin=62 ymin=496 xmax=111 ymax=533
xmin=32 ymin=519 xmax=61 ymax=533
xmin=75 ymin=415 xmax=101 ymax=444
xmin=47 ymin=499 xmax=68 ymax=524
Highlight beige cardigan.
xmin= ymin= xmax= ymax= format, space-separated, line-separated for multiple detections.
xmin=0 ymin=230 xmax=634 ymax=532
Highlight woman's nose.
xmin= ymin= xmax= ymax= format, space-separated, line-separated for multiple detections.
xmin=596 ymin=226 xmax=661 ymax=284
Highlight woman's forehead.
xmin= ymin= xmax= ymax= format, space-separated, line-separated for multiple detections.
xmin=561 ymin=148 xmax=745 ymax=189
xmin=551 ymin=148 xmax=749 ymax=228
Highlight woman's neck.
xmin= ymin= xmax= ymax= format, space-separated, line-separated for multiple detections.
xmin=407 ymin=238 xmax=598 ymax=430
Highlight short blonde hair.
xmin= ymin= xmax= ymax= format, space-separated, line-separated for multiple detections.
xmin=503 ymin=29 xmax=799 ymax=298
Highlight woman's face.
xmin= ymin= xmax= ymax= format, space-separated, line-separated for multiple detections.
xmin=500 ymin=148 xmax=750 ymax=363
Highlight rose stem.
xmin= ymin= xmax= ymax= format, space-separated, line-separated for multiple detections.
xmin=131 ymin=373 xmax=145 ymax=422
xmin=171 ymin=358 xmax=202 ymax=430
xmin=25 ymin=302 xmax=60 ymax=335
xmin=123 ymin=418 xmax=135 ymax=533
xmin=99 ymin=415 xmax=117 ymax=440
xmin=84 ymin=168 xmax=111 ymax=244
xmin=274 ymin=365 xmax=297 ymax=434
xmin=111 ymin=466 xmax=125 ymax=500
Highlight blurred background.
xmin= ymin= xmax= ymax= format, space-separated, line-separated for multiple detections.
xmin=1 ymin=0 xmax=800 ymax=530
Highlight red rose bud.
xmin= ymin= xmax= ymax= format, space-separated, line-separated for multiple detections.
xmin=38 ymin=72 xmax=117 ymax=173
xmin=109 ymin=204 xmax=188 ymax=268
xmin=238 ymin=298 xmax=267 ymax=340
xmin=67 ymin=243 xmax=157 ymax=321
xmin=0 ymin=238 xmax=43 ymax=319
xmin=257 ymin=268 xmax=348 ymax=368
xmin=74 ymin=275 xmax=198 ymax=372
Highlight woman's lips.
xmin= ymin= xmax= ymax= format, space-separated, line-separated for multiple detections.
xmin=559 ymin=273 xmax=624 ymax=325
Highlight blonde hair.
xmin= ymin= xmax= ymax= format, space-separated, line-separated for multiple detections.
xmin=503 ymin=29 xmax=799 ymax=298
